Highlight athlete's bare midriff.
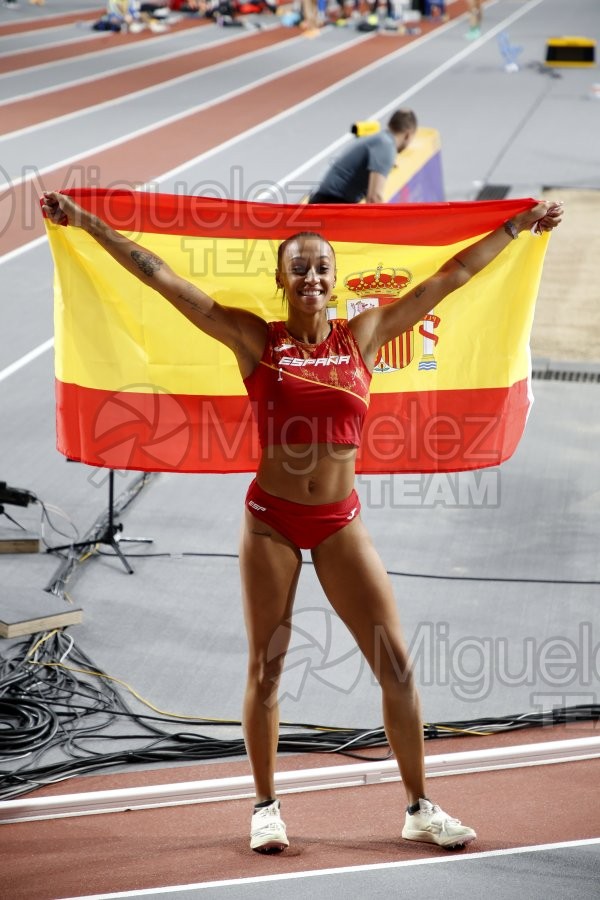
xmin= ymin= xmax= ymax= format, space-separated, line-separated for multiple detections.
xmin=255 ymin=443 xmax=357 ymax=504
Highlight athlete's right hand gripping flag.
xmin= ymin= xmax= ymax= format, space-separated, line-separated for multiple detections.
xmin=45 ymin=190 xmax=551 ymax=474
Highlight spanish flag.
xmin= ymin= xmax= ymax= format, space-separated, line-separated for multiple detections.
xmin=45 ymin=189 xmax=550 ymax=475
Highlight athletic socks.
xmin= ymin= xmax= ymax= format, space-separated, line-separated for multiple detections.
xmin=254 ymin=798 xmax=277 ymax=810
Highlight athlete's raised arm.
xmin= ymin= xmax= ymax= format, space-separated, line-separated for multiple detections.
xmin=350 ymin=200 xmax=563 ymax=367
xmin=42 ymin=192 xmax=267 ymax=376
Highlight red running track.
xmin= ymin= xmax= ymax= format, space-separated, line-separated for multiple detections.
xmin=0 ymin=28 xmax=297 ymax=134
xmin=0 ymin=7 xmax=103 ymax=37
xmin=1 ymin=1 xmax=476 ymax=256
xmin=1 ymin=724 xmax=598 ymax=899
xmin=0 ymin=14 xmax=208 ymax=75
xmin=0 ymin=27 xmax=438 ymax=256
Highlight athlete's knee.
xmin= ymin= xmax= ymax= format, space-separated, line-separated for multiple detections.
xmin=378 ymin=658 xmax=416 ymax=695
xmin=247 ymin=651 xmax=288 ymax=699
xmin=371 ymin=631 xmax=415 ymax=691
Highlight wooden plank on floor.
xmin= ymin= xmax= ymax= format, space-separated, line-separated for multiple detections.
xmin=0 ymin=587 xmax=82 ymax=638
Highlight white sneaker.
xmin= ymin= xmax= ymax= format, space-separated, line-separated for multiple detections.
xmin=250 ymin=799 xmax=289 ymax=853
xmin=402 ymin=799 xmax=476 ymax=849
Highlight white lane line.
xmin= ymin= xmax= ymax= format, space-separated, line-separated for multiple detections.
xmin=161 ymin=0 xmax=522 ymax=190
xmin=2 ymin=736 xmax=598 ymax=823
xmin=0 ymin=7 xmax=102 ymax=32
xmin=155 ymin=19 xmax=459 ymax=185
xmin=0 ymin=29 xmax=105 ymax=61
xmin=0 ymin=33 xmax=308 ymax=144
xmin=159 ymin=0 xmax=512 ymax=188
xmin=255 ymin=0 xmax=545 ymax=198
xmin=0 ymin=337 xmax=54 ymax=383
xmin=0 ymin=235 xmax=47 ymax=267
xmin=60 ymin=838 xmax=600 ymax=898
xmin=0 ymin=21 xmax=204 ymax=81
xmin=0 ymin=33 xmax=374 ymax=190
xmin=0 ymin=28 xmax=266 ymax=107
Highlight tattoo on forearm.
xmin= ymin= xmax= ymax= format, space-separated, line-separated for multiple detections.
xmin=414 ymin=284 xmax=427 ymax=298
xmin=177 ymin=292 xmax=216 ymax=320
xmin=131 ymin=250 xmax=163 ymax=277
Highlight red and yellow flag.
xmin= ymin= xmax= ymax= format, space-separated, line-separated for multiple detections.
xmin=45 ymin=189 xmax=550 ymax=474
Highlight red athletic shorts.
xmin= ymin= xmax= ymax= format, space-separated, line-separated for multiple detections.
xmin=245 ymin=479 xmax=361 ymax=550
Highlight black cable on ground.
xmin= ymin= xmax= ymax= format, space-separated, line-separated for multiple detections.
xmin=81 ymin=548 xmax=600 ymax=585
xmin=0 ymin=631 xmax=597 ymax=802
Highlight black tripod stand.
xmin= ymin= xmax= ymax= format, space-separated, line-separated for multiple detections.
xmin=0 ymin=504 xmax=28 ymax=531
xmin=47 ymin=469 xmax=152 ymax=577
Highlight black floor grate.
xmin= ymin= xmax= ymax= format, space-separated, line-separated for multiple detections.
xmin=531 ymin=363 xmax=600 ymax=383
xmin=475 ymin=185 xmax=511 ymax=200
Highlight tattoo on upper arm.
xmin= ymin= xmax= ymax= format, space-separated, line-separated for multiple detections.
xmin=131 ymin=250 xmax=163 ymax=277
xmin=414 ymin=284 xmax=427 ymax=298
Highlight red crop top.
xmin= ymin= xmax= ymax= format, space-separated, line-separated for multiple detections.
xmin=244 ymin=320 xmax=372 ymax=447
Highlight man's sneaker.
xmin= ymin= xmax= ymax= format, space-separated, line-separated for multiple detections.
xmin=402 ymin=799 xmax=476 ymax=849
xmin=250 ymin=799 xmax=289 ymax=853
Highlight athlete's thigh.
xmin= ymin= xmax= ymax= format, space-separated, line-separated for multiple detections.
xmin=311 ymin=517 xmax=409 ymax=667
xmin=240 ymin=508 xmax=303 ymax=657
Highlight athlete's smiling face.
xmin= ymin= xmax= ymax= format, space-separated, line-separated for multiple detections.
xmin=276 ymin=235 xmax=336 ymax=313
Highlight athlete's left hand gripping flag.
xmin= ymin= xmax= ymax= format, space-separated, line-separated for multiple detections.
xmin=43 ymin=189 xmax=552 ymax=475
